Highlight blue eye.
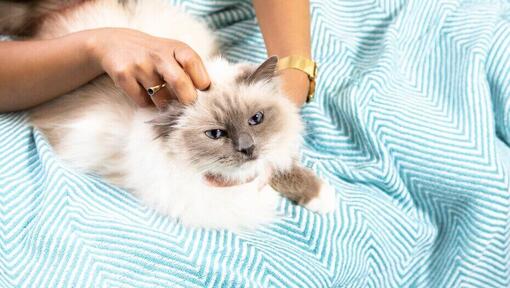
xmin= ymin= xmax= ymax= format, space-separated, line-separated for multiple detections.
xmin=205 ymin=129 xmax=227 ymax=139
xmin=248 ymin=111 xmax=264 ymax=126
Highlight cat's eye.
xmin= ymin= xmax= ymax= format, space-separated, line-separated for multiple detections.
xmin=248 ymin=111 xmax=264 ymax=126
xmin=205 ymin=129 xmax=227 ymax=139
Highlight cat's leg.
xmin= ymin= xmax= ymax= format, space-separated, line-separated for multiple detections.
xmin=270 ymin=162 xmax=337 ymax=213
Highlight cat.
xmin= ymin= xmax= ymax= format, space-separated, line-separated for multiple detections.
xmin=1 ymin=0 xmax=337 ymax=230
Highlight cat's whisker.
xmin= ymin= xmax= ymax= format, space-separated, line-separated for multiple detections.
xmin=197 ymin=160 xmax=224 ymax=174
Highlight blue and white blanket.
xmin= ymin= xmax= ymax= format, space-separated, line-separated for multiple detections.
xmin=1 ymin=0 xmax=510 ymax=287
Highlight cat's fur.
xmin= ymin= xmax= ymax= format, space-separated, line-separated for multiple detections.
xmin=4 ymin=0 xmax=336 ymax=230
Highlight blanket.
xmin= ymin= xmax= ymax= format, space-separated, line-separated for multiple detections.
xmin=1 ymin=0 xmax=510 ymax=287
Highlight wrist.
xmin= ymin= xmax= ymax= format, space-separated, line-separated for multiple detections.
xmin=81 ymin=29 xmax=105 ymax=72
xmin=279 ymin=68 xmax=309 ymax=106
xmin=277 ymin=55 xmax=317 ymax=106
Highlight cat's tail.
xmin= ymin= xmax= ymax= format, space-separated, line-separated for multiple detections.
xmin=0 ymin=0 xmax=88 ymax=36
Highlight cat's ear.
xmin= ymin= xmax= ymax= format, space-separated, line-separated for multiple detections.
xmin=239 ymin=56 xmax=279 ymax=84
xmin=147 ymin=101 xmax=185 ymax=139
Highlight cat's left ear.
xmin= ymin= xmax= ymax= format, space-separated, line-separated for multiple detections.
xmin=239 ymin=56 xmax=279 ymax=85
xmin=147 ymin=100 xmax=185 ymax=139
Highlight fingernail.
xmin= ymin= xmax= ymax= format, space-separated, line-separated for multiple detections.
xmin=198 ymin=67 xmax=210 ymax=90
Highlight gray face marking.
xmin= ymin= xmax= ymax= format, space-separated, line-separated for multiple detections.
xmin=235 ymin=132 xmax=255 ymax=157
xmin=178 ymin=92 xmax=284 ymax=171
xmin=151 ymin=57 xmax=297 ymax=176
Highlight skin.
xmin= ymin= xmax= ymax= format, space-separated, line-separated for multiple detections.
xmin=0 ymin=0 xmax=311 ymax=112
xmin=253 ymin=0 xmax=311 ymax=106
xmin=0 ymin=28 xmax=210 ymax=112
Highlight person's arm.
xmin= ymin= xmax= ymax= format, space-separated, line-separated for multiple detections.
xmin=0 ymin=28 xmax=210 ymax=112
xmin=253 ymin=0 xmax=311 ymax=106
xmin=0 ymin=31 xmax=100 ymax=112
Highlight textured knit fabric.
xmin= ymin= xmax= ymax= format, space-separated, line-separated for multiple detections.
xmin=1 ymin=0 xmax=510 ymax=287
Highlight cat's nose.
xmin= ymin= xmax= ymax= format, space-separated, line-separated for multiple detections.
xmin=235 ymin=133 xmax=255 ymax=157
xmin=239 ymin=144 xmax=255 ymax=157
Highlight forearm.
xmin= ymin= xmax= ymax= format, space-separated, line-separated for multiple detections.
xmin=0 ymin=30 xmax=101 ymax=112
xmin=253 ymin=0 xmax=311 ymax=57
xmin=253 ymin=0 xmax=312 ymax=105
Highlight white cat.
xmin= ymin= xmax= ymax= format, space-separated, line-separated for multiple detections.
xmin=6 ymin=0 xmax=336 ymax=230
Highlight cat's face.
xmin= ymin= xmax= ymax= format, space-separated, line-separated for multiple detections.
xmin=151 ymin=57 xmax=303 ymax=181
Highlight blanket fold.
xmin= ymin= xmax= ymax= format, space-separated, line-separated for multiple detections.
xmin=1 ymin=0 xmax=509 ymax=287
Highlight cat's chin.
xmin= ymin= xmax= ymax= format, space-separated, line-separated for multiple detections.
xmin=203 ymin=172 xmax=259 ymax=187
xmin=198 ymin=160 xmax=271 ymax=188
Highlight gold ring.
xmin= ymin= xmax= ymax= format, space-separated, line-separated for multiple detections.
xmin=147 ymin=83 xmax=166 ymax=97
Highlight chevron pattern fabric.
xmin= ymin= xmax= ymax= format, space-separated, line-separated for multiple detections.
xmin=1 ymin=0 xmax=510 ymax=287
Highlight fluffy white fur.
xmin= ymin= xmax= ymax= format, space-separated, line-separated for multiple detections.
xmin=29 ymin=0 xmax=336 ymax=231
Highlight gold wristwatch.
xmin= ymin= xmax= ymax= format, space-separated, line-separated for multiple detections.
xmin=277 ymin=55 xmax=318 ymax=103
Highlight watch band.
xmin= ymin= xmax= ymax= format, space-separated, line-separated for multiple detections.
xmin=277 ymin=55 xmax=318 ymax=103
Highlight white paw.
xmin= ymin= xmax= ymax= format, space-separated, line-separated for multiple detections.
xmin=304 ymin=181 xmax=337 ymax=214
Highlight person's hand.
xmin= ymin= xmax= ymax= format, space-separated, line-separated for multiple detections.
xmin=86 ymin=28 xmax=210 ymax=109
xmin=279 ymin=68 xmax=309 ymax=106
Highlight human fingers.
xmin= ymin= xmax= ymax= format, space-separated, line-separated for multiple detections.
xmin=135 ymin=65 xmax=174 ymax=110
xmin=174 ymin=44 xmax=211 ymax=91
xmin=114 ymin=72 xmax=151 ymax=107
xmin=156 ymin=60 xmax=197 ymax=105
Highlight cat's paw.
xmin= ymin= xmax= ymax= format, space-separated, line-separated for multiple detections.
xmin=304 ymin=181 xmax=337 ymax=214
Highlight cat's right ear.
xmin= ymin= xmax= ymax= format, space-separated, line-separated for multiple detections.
xmin=238 ymin=56 xmax=279 ymax=85
xmin=146 ymin=101 xmax=185 ymax=139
